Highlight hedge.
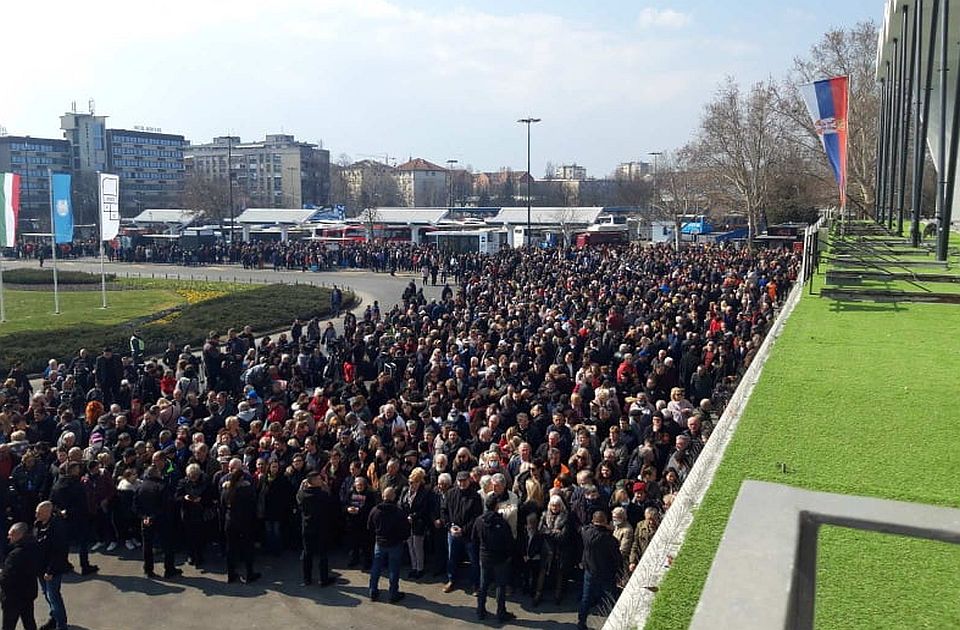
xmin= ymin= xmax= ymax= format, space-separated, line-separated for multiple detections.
xmin=0 ymin=268 xmax=116 ymax=285
xmin=1 ymin=284 xmax=345 ymax=374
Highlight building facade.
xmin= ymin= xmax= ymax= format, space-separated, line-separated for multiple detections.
xmin=0 ymin=135 xmax=73 ymax=223
xmin=395 ymin=158 xmax=448 ymax=207
xmin=107 ymin=128 xmax=186 ymax=215
xmin=615 ymin=161 xmax=651 ymax=180
xmin=60 ymin=111 xmax=108 ymax=172
xmin=554 ymin=163 xmax=587 ymax=181
xmin=341 ymin=159 xmax=399 ymax=209
xmin=187 ymin=134 xmax=330 ymax=209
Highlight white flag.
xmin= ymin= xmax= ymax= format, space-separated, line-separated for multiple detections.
xmin=99 ymin=173 xmax=121 ymax=241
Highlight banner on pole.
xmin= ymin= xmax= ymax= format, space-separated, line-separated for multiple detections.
xmin=51 ymin=173 xmax=74 ymax=244
xmin=0 ymin=173 xmax=20 ymax=247
xmin=99 ymin=173 xmax=121 ymax=241
xmin=799 ymin=76 xmax=849 ymax=206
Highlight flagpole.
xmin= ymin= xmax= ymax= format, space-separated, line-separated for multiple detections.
xmin=0 ymin=256 xmax=5 ymax=322
xmin=48 ymin=168 xmax=60 ymax=315
xmin=98 ymin=172 xmax=108 ymax=309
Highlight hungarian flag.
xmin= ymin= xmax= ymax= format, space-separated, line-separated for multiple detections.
xmin=0 ymin=172 xmax=20 ymax=247
xmin=800 ymin=76 xmax=848 ymax=205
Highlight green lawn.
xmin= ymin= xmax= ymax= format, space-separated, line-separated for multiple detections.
xmin=645 ymin=270 xmax=960 ymax=629
xmin=0 ymin=288 xmax=182 ymax=335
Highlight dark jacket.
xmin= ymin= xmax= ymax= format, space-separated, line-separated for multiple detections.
xmin=221 ymin=477 xmax=257 ymax=534
xmin=472 ymin=510 xmax=514 ymax=563
xmin=50 ymin=474 xmax=89 ymax=522
xmin=399 ymin=485 xmax=433 ymax=536
xmin=134 ymin=476 xmax=171 ymax=524
xmin=580 ymin=523 xmax=621 ymax=584
xmin=442 ymin=485 xmax=483 ymax=538
xmin=0 ymin=534 xmax=40 ymax=603
xmin=35 ymin=514 xmax=71 ymax=576
xmin=367 ymin=500 xmax=410 ymax=547
xmin=298 ymin=485 xmax=338 ymax=539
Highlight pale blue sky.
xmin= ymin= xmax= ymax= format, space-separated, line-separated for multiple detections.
xmin=2 ymin=0 xmax=880 ymax=176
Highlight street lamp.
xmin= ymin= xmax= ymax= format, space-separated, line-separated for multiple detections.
xmin=446 ymin=159 xmax=458 ymax=208
xmin=518 ymin=117 xmax=541 ymax=247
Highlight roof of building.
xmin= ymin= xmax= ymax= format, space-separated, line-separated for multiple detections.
xmin=236 ymin=208 xmax=323 ymax=225
xmin=488 ymin=207 xmax=604 ymax=225
xmin=353 ymin=207 xmax=450 ymax=225
xmin=129 ymin=208 xmax=200 ymax=225
xmin=344 ymin=159 xmax=395 ymax=172
xmin=396 ymin=158 xmax=447 ymax=172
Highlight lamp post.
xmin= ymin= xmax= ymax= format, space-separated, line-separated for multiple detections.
xmin=446 ymin=159 xmax=458 ymax=208
xmin=518 ymin=117 xmax=541 ymax=247
xmin=648 ymin=151 xmax=662 ymax=206
xmin=227 ymin=136 xmax=235 ymax=244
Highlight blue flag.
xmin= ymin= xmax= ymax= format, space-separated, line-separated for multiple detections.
xmin=51 ymin=173 xmax=74 ymax=244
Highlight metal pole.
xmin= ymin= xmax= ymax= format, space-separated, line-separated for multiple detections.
xmin=517 ymin=117 xmax=541 ymax=248
xmin=889 ymin=36 xmax=902 ymax=232
xmin=0 ymin=257 xmax=6 ymax=322
xmin=915 ymin=0 xmax=940 ymax=246
xmin=939 ymin=0 xmax=958 ymax=261
xmin=526 ymin=122 xmax=531 ymax=247
xmin=910 ymin=0 xmax=927 ymax=246
xmin=880 ymin=63 xmax=894 ymax=226
xmin=896 ymin=4 xmax=913 ymax=237
xmin=875 ymin=78 xmax=888 ymax=223
xmin=228 ymin=136 xmax=235 ymax=245
xmin=936 ymin=0 xmax=949 ymax=257
xmin=48 ymin=168 xmax=60 ymax=315
xmin=885 ymin=58 xmax=897 ymax=229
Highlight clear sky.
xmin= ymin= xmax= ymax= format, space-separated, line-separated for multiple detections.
xmin=2 ymin=0 xmax=880 ymax=177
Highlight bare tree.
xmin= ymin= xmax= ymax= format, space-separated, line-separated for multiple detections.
xmin=689 ymin=77 xmax=784 ymax=247
xmin=181 ymin=171 xmax=231 ymax=223
xmin=657 ymin=147 xmax=706 ymax=249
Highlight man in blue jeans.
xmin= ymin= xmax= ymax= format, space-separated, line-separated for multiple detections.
xmin=472 ymin=493 xmax=516 ymax=622
xmin=35 ymin=501 xmax=71 ymax=630
xmin=367 ymin=487 xmax=410 ymax=603
xmin=441 ymin=471 xmax=483 ymax=593
xmin=578 ymin=511 xmax=622 ymax=630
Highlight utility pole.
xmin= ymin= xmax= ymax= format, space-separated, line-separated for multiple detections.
xmin=517 ymin=117 xmax=541 ymax=247
xmin=227 ymin=136 xmax=235 ymax=244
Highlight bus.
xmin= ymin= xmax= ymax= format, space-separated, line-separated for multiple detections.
xmin=425 ymin=229 xmax=508 ymax=254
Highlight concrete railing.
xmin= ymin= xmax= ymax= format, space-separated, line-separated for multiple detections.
xmin=604 ymin=217 xmax=826 ymax=630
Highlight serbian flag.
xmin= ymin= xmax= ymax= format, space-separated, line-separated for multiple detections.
xmin=0 ymin=173 xmax=20 ymax=247
xmin=800 ymin=76 xmax=848 ymax=206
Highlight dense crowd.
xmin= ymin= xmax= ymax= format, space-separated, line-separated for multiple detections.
xmin=0 ymin=242 xmax=798 ymax=629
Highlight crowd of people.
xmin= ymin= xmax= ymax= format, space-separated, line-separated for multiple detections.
xmin=0 ymin=241 xmax=798 ymax=629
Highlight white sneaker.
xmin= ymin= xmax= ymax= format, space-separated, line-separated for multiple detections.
xmin=134 ymin=539 xmax=142 ymax=547
xmin=90 ymin=542 xmax=103 ymax=552
xmin=107 ymin=542 xmax=118 ymax=552
xmin=125 ymin=540 xmax=136 ymax=550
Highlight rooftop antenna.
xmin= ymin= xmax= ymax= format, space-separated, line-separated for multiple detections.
xmin=88 ymin=98 xmax=96 ymax=115
xmin=0 ymin=125 xmax=6 ymax=137
xmin=71 ymin=101 xmax=77 ymax=113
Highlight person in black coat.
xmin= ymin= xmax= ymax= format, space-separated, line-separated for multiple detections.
xmin=94 ymin=347 xmax=122 ymax=406
xmin=297 ymin=471 xmax=338 ymax=586
xmin=0 ymin=522 xmax=40 ymax=630
xmin=34 ymin=502 xmax=70 ymax=630
xmin=49 ymin=461 xmax=97 ymax=576
xmin=399 ymin=468 xmax=432 ymax=579
xmin=440 ymin=472 xmax=483 ymax=593
xmin=472 ymin=493 xmax=516 ymax=623
xmin=366 ymin=487 xmax=409 ymax=603
xmin=175 ymin=464 xmax=212 ymax=568
xmin=134 ymin=466 xmax=180 ymax=579
xmin=577 ymin=511 xmax=622 ymax=630
xmin=220 ymin=461 xmax=260 ymax=584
